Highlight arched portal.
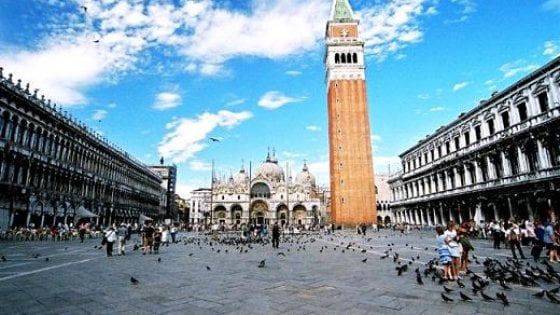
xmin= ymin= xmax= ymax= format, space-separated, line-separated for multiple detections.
xmin=250 ymin=200 xmax=268 ymax=225
xmin=293 ymin=204 xmax=306 ymax=225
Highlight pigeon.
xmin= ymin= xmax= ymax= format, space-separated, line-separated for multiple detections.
xmin=189 ymin=253 xmax=193 ymax=256
xmin=416 ymin=273 xmax=424 ymax=285
xmin=361 ymin=249 xmax=367 ymax=253
xmin=206 ymin=266 xmax=211 ymax=271
xmin=277 ymin=252 xmax=286 ymax=256
xmin=81 ymin=5 xmax=87 ymax=13
xmin=1 ymin=256 xmax=6 ymax=261
xmin=362 ymin=258 xmax=367 ymax=263
xmin=130 ymin=276 xmax=139 ymax=284
xmin=533 ymin=290 xmax=546 ymax=298
xmin=499 ymin=280 xmax=512 ymax=290
xmin=65 ymin=247 xmax=68 ymax=251
xmin=457 ymin=279 xmax=465 ymax=288
xmin=443 ymin=286 xmax=454 ymax=293
xmin=496 ymin=292 xmax=509 ymax=306
xmin=209 ymin=137 xmax=221 ymax=142
xmin=480 ymin=291 xmax=495 ymax=301
xmin=157 ymin=257 xmax=161 ymax=263
xmin=45 ymin=257 xmax=49 ymax=262
xmin=441 ymin=293 xmax=454 ymax=302
xmin=93 ymin=39 xmax=100 ymax=43
xmin=133 ymin=244 xmax=139 ymax=251
xmin=460 ymin=291 xmax=473 ymax=302
xmin=258 ymin=260 xmax=266 ymax=268
xmin=546 ymin=291 xmax=560 ymax=304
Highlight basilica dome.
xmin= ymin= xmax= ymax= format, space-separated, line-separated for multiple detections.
xmin=295 ymin=162 xmax=316 ymax=187
xmin=256 ymin=152 xmax=284 ymax=181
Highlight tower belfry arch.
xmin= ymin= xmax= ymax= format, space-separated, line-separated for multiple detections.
xmin=325 ymin=0 xmax=377 ymax=225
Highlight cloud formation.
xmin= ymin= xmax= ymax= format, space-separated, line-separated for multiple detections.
xmin=543 ymin=0 xmax=560 ymax=13
xmin=306 ymin=125 xmax=321 ymax=132
xmin=499 ymin=60 xmax=539 ymax=78
xmin=452 ymin=81 xmax=469 ymax=91
xmin=258 ymin=91 xmax=303 ymax=110
xmin=158 ymin=110 xmax=253 ymax=163
xmin=153 ymin=92 xmax=181 ymax=110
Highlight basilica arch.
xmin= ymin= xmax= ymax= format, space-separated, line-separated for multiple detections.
xmin=213 ymin=205 xmax=227 ymax=224
xmin=276 ymin=204 xmax=289 ymax=226
xmin=293 ymin=204 xmax=306 ymax=225
xmin=230 ymin=204 xmax=243 ymax=225
xmin=250 ymin=200 xmax=268 ymax=225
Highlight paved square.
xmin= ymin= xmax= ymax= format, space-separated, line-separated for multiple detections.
xmin=1 ymin=229 xmax=559 ymax=315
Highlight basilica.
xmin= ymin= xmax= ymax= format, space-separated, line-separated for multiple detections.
xmin=205 ymin=151 xmax=322 ymax=227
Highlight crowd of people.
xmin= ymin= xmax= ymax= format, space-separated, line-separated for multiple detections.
xmin=435 ymin=218 xmax=560 ymax=280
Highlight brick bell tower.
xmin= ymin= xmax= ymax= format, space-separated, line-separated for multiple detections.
xmin=325 ymin=0 xmax=377 ymax=226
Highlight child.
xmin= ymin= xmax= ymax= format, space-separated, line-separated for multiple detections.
xmin=436 ymin=225 xmax=453 ymax=280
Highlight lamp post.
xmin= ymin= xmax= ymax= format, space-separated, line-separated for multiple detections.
xmin=209 ymin=159 xmax=214 ymax=228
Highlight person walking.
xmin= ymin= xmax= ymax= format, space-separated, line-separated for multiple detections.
xmin=117 ymin=223 xmax=128 ymax=256
xmin=271 ymin=223 xmax=280 ymax=249
xmin=436 ymin=225 xmax=452 ymax=280
xmin=543 ymin=221 xmax=557 ymax=263
xmin=458 ymin=223 xmax=474 ymax=272
xmin=444 ymin=221 xmax=461 ymax=280
xmin=104 ymin=226 xmax=117 ymax=257
xmin=505 ymin=222 xmax=526 ymax=260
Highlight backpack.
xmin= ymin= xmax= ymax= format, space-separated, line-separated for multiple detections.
xmin=510 ymin=229 xmax=519 ymax=241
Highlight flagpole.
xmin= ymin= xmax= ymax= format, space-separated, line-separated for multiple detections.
xmin=210 ymin=159 xmax=214 ymax=227
xmin=248 ymin=161 xmax=252 ymax=225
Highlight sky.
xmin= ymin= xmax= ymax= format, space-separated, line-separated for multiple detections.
xmin=1 ymin=0 xmax=559 ymax=198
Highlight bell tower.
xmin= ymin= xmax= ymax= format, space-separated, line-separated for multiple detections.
xmin=325 ymin=0 xmax=377 ymax=225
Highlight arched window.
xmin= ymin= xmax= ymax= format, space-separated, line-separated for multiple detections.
xmin=353 ymin=53 xmax=358 ymax=63
xmin=341 ymin=53 xmax=346 ymax=63
xmin=334 ymin=53 xmax=340 ymax=64
xmin=347 ymin=53 xmax=352 ymax=63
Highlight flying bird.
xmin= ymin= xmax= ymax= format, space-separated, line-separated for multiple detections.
xmin=130 ymin=276 xmax=139 ymax=285
xmin=209 ymin=137 xmax=221 ymax=142
xmin=93 ymin=39 xmax=100 ymax=43
xmin=81 ymin=5 xmax=87 ymax=13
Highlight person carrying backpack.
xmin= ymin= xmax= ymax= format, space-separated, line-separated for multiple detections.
xmin=506 ymin=222 xmax=526 ymax=260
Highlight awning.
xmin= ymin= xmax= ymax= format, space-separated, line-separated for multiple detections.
xmin=139 ymin=214 xmax=153 ymax=224
xmin=73 ymin=206 xmax=98 ymax=225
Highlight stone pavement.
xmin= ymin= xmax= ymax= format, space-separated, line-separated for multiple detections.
xmin=0 ymin=229 xmax=559 ymax=315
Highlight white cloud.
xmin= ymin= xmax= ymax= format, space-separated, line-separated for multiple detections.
xmin=258 ymin=91 xmax=303 ymax=110
xmin=453 ymin=81 xmax=469 ymax=91
xmin=499 ymin=60 xmax=539 ymax=78
xmin=374 ymin=155 xmax=402 ymax=173
xmin=189 ymin=160 xmax=211 ymax=171
xmin=92 ymin=109 xmax=108 ymax=121
xmin=158 ymin=110 xmax=253 ymax=163
xmin=286 ymin=70 xmax=302 ymax=76
xmin=543 ymin=40 xmax=560 ymax=57
xmin=306 ymin=125 xmax=321 ymax=132
xmin=429 ymin=106 xmax=446 ymax=112
xmin=1 ymin=0 xmax=441 ymax=106
xmin=153 ymin=92 xmax=181 ymax=110
xmin=108 ymin=103 xmax=117 ymax=109
xmin=543 ymin=0 xmax=560 ymax=13
xmin=226 ymin=98 xmax=246 ymax=106
xmin=371 ymin=134 xmax=382 ymax=142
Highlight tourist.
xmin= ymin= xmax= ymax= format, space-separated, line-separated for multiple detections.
xmin=161 ymin=226 xmax=170 ymax=247
xmin=153 ymin=229 xmax=162 ymax=254
xmin=505 ymin=222 xmax=526 ymax=260
xmin=117 ymin=223 xmax=127 ymax=256
xmin=361 ymin=223 xmax=367 ymax=237
xmin=170 ymin=225 xmax=178 ymax=243
xmin=444 ymin=221 xmax=461 ymax=280
xmin=104 ymin=226 xmax=117 ymax=257
xmin=271 ymin=223 xmax=280 ymax=249
xmin=436 ymin=225 xmax=452 ymax=280
xmin=79 ymin=222 xmax=87 ymax=243
xmin=143 ymin=222 xmax=155 ymax=255
xmin=491 ymin=220 xmax=503 ymax=249
xmin=532 ymin=220 xmax=545 ymax=262
xmin=458 ymin=222 xmax=474 ymax=272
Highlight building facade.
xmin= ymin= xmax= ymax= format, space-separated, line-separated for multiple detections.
xmin=375 ymin=173 xmax=394 ymax=226
xmin=149 ymin=163 xmax=178 ymax=220
xmin=203 ymin=152 xmax=321 ymax=228
xmin=325 ymin=0 xmax=377 ymax=225
xmin=0 ymin=69 xmax=164 ymax=230
xmin=389 ymin=56 xmax=560 ymax=227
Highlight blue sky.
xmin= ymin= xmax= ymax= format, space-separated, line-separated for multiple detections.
xmin=1 ymin=0 xmax=559 ymax=198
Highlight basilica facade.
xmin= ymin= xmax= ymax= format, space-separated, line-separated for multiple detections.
xmin=388 ymin=56 xmax=560 ymax=227
xmin=209 ymin=152 xmax=321 ymax=227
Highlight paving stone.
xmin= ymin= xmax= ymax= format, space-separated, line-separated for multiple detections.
xmin=1 ymin=229 xmax=560 ymax=314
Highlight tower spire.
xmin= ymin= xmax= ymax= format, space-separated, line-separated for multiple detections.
xmin=331 ymin=0 xmax=354 ymax=22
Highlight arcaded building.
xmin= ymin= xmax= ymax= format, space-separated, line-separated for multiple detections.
xmin=0 ymin=69 xmax=164 ymax=230
xmin=208 ymin=151 xmax=321 ymax=227
xmin=325 ymin=0 xmax=377 ymax=225
xmin=389 ymin=56 xmax=560 ymax=226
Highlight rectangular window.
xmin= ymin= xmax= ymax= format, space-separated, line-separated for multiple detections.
xmin=454 ymin=137 xmax=460 ymax=151
xmin=464 ymin=132 xmax=470 ymax=146
xmin=437 ymin=146 xmax=442 ymax=158
xmin=487 ymin=119 xmax=495 ymax=135
xmin=501 ymin=112 xmax=510 ymax=128
xmin=424 ymin=153 xmax=428 ymax=164
xmin=538 ymin=92 xmax=549 ymax=113
xmin=445 ymin=142 xmax=450 ymax=155
xmin=430 ymin=149 xmax=435 ymax=162
xmin=474 ymin=125 xmax=481 ymax=141
xmin=517 ymin=102 xmax=528 ymax=121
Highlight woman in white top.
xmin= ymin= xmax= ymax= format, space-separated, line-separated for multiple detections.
xmin=444 ymin=221 xmax=461 ymax=280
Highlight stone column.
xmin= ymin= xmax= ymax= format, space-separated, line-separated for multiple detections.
xmin=433 ymin=207 xmax=438 ymax=225
xmin=536 ymin=139 xmax=550 ymax=169
xmin=439 ymin=203 xmax=447 ymax=226
xmin=525 ymin=197 xmax=535 ymax=221
xmin=507 ymin=197 xmax=514 ymax=220
xmin=475 ymin=161 xmax=483 ymax=183
xmin=486 ymin=156 xmax=496 ymax=179
xmin=454 ymin=167 xmax=461 ymax=188
xmin=464 ymin=164 xmax=472 ymax=186
xmin=517 ymin=147 xmax=529 ymax=173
